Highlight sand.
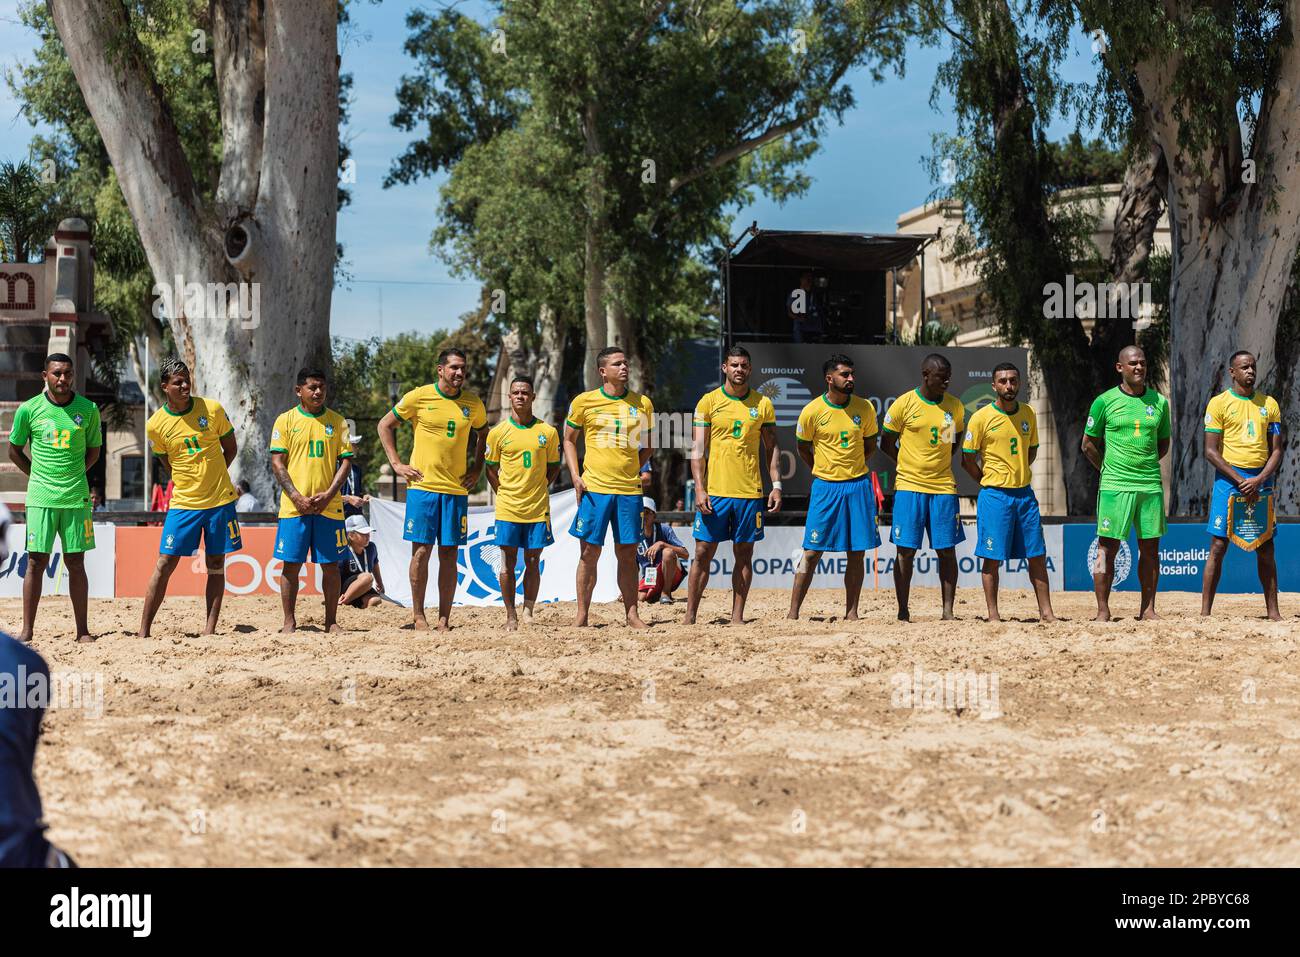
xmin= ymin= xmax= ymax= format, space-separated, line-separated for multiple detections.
xmin=3 ymin=587 xmax=1299 ymax=867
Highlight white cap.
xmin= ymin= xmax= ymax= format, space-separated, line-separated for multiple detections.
xmin=641 ymin=497 xmax=657 ymax=512
xmin=344 ymin=514 xmax=374 ymax=535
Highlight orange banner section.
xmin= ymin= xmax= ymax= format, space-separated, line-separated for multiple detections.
xmin=115 ymin=526 xmax=326 ymax=597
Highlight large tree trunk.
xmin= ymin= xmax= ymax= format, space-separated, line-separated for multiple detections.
xmin=581 ymin=100 xmax=608 ymax=390
xmin=532 ymin=302 xmax=566 ymax=424
xmin=49 ymin=0 xmax=339 ymax=506
xmin=1126 ymin=18 xmax=1300 ymax=512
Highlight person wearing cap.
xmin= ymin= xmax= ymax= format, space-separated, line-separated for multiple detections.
xmin=337 ymin=513 xmax=384 ymax=609
xmin=637 ymin=498 xmax=688 ymax=604
xmin=340 ymin=430 xmax=368 ymax=519
xmin=0 ymin=503 xmax=75 ymax=867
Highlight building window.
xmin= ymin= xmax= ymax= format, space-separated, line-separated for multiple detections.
xmin=121 ymin=454 xmax=144 ymax=503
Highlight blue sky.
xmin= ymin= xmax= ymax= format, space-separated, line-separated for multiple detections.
xmin=0 ymin=1 xmax=1105 ymax=342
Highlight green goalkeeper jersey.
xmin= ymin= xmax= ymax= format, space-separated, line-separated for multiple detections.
xmin=8 ymin=391 xmax=101 ymax=508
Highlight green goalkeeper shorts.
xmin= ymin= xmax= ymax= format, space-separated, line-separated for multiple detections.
xmin=24 ymin=505 xmax=96 ymax=554
xmin=1096 ymin=489 xmax=1166 ymax=541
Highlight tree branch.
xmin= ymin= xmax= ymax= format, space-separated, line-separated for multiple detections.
xmin=667 ymin=114 xmax=811 ymax=196
xmin=623 ymin=0 xmax=672 ymax=54
xmin=212 ymin=0 xmax=266 ymax=216
xmin=48 ymin=0 xmax=206 ymax=272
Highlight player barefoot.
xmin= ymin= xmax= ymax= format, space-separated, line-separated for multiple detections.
xmin=881 ymin=354 xmax=966 ymax=621
xmin=137 ymin=358 xmax=242 ymax=638
xmin=1082 ymin=346 xmax=1170 ymax=622
xmin=485 ymin=376 xmax=561 ymax=631
xmin=684 ymin=346 xmax=781 ymax=625
xmin=787 ymin=354 xmax=880 ymax=621
xmin=377 ymin=348 xmax=487 ymax=632
xmin=1201 ymin=351 xmax=1283 ymax=620
xmin=269 ymin=368 xmax=354 ymax=634
xmin=563 ymin=348 xmax=654 ymax=629
xmin=6 ymin=354 xmax=100 ymax=643
xmin=960 ymin=363 xmax=1055 ymax=623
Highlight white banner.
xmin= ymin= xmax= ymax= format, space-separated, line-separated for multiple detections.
xmin=368 ymin=497 xmax=1064 ymax=607
xmin=368 ymin=493 xmax=622 ymax=607
xmin=0 ymin=524 xmax=117 ymax=598
xmin=676 ymin=525 xmax=1063 ymax=591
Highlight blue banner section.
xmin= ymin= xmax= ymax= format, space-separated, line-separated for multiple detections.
xmin=1062 ymin=524 xmax=1297 ymax=593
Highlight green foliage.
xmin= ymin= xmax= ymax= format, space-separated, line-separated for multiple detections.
xmin=902 ymin=317 xmax=961 ymax=347
xmin=0 ymin=160 xmax=61 ymax=262
xmin=390 ymin=1 xmax=918 ymax=379
xmin=329 ymin=319 xmax=497 ymax=491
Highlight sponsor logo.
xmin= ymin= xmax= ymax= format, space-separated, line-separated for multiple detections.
xmin=1087 ymin=536 xmax=1133 ymax=585
xmin=757 ymin=376 xmax=814 ymax=427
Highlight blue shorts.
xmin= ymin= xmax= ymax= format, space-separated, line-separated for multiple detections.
xmin=570 ymin=491 xmax=641 ymax=546
xmin=693 ymin=496 xmax=764 ymax=544
xmin=890 ymin=490 xmax=966 ymax=550
xmin=160 ymin=501 xmax=242 ymax=556
xmin=494 ymin=519 xmax=554 ymax=550
xmin=404 ymin=489 xmax=468 ymax=546
xmin=275 ymin=514 xmax=345 ymax=565
xmin=803 ymin=474 xmax=881 ymax=552
xmin=974 ymin=485 xmax=1045 ymax=561
xmin=1208 ymin=466 xmax=1271 ymax=538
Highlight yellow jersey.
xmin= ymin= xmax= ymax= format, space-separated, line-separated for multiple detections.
xmin=694 ymin=386 xmax=776 ymax=499
xmin=146 ymin=396 xmax=238 ymax=510
xmin=794 ymin=394 xmax=879 ymax=481
xmin=268 ymin=405 xmax=353 ymax=519
xmin=962 ymin=401 xmax=1038 ymax=488
xmin=1204 ymin=389 xmax=1281 ymax=469
xmin=565 ymin=387 xmax=654 ymax=495
xmin=485 ymin=416 xmax=561 ymax=524
xmin=393 ymin=384 xmax=488 ymax=496
xmin=882 ymin=389 xmax=965 ymax=494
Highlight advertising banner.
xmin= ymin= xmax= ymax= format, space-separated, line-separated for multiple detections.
xmin=114 ymin=526 xmax=328 ymax=597
xmin=677 ymin=524 xmax=1064 ymax=591
xmin=368 ymin=494 xmax=623 ymax=607
xmin=738 ymin=343 xmax=1028 ymax=496
xmin=1061 ymin=523 xmax=1300 ymax=592
xmin=0 ymin=523 xmax=117 ymax=598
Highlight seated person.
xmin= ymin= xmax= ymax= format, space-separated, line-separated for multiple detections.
xmin=0 ymin=504 xmax=74 ymax=868
xmin=787 ymin=271 xmax=824 ymax=343
xmin=637 ymin=498 xmax=688 ymax=604
xmin=337 ymin=514 xmax=384 ymax=609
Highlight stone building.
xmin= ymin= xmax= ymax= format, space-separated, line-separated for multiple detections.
xmin=0 ymin=218 xmax=146 ymax=506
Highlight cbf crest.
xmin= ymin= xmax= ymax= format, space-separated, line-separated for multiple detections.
xmin=749 ymin=407 xmax=759 ymax=419
xmin=1020 ymin=420 xmax=1030 ymax=434
xmin=73 ymin=413 xmax=83 ymax=426
xmin=537 ymin=434 xmax=547 ymax=447
xmin=198 ymin=415 xmax=209 ymax=430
